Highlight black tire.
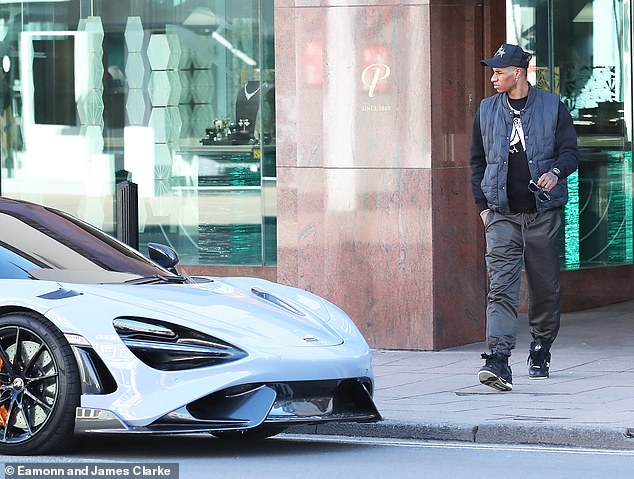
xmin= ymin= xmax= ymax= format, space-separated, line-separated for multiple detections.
xmin=0 ymin=312 xmax=80 ymax=455
xmin=211 ymin=425 xmax=287 ymax=441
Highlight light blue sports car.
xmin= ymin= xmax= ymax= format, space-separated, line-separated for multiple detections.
xmin=0 ymin=197 xmax=380 ymax=455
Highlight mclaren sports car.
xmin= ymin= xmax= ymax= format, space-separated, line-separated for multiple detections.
xmin=0 ymin=197 xmax=380 ymax=455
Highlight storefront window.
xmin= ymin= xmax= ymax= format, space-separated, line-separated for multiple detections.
xmin=507 ymin=0 xmax=633 ymax=269
xmin=0 ymin=0 xmax=276 ymax=266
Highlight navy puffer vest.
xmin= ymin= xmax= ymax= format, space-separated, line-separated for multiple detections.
xmin=479 ymin=86 xmax=567 ymax=213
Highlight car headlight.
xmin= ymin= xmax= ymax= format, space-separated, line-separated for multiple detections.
xmin=113 ymin=317 xmax=247 ymax=371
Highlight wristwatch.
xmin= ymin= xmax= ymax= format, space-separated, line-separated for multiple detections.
xmin=549 ymin=167 xmax=561 ymax=178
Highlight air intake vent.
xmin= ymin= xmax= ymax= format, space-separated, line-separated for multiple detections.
xmin=251 ymin=287 xmax=305 ymax=316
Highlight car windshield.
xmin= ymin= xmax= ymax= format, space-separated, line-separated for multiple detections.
xmin=0 ymin=198 xmax=175 ymax=283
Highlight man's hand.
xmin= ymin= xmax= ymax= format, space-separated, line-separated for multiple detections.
xmin=479 ymin=209 xmax=491 ymax=225
xmin=537 ymin=171 xmax=558 ymax=191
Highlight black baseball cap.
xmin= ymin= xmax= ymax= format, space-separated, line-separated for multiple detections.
xmin=480 ymin=43 xmax=532 ymax=69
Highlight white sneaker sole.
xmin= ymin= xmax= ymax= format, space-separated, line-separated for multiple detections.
xmin=479 ymin=370 xmax=513 ymax=391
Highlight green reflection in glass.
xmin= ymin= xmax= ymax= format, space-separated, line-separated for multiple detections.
xmin=562 ymin=170 xmax=579 ymax=269
xmin=625 ymin=152 xmax=633 ymax=263
xmin=606 ymin=153 xmax=632 ymax=265
xmin=198 ymin=224 xmax=262 ymax=265
xmin=561 ymin=152 xmax=633 ymax=270
xmin=194 ymin=149 xmax=262 ymax=265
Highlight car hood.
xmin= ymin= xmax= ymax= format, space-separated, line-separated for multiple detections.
xmin=66 ymin=278 xmax=345 ymax=347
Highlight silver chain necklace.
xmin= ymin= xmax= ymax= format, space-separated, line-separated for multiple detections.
xmin=505 ymin=94 xmax=521 ymax=114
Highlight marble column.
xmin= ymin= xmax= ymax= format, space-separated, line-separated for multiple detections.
xmin=275 ymin=0 xmax=504 ymax=349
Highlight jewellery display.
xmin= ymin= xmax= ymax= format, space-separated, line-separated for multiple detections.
xmin=199 ymin=81 xmax=275 ymax=146
xmin=199 ymin=118 xmax=257 ymax=145
xmin=243 ymin=83 xmax=260 ymax=101
xmin=200 ymin=118 xmax=231 ymax=145
xmin=238 ymin=118 xmax=251 ymax=133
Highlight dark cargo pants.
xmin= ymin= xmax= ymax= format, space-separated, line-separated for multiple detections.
xmin=484 ymin=209 xmax=561 ymax=355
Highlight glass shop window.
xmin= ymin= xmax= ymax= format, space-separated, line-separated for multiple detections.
xmin=0 ymin=0 xmax=277 ymax=267
xmin=507 ymin=0 xmax=632 ymax=269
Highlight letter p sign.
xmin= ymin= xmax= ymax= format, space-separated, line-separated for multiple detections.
xmin=361 ymin=63 xmax=391 ymax=98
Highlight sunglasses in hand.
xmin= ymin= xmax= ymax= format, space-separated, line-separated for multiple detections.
xmin=528 ymin=179 xmax=551 ymax=202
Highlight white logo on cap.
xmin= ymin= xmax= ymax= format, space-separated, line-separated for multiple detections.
xmin=495 ymin=46 xmax=506 ymax=57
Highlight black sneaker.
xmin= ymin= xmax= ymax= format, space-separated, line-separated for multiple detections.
xmin=478 ymin=351 xmax=513 ymax=391
xmin=528 ymin=340 xmax=551 ymax=379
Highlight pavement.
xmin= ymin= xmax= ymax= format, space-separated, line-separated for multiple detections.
xmin=288 ymin=300 xmax=634 ymax=450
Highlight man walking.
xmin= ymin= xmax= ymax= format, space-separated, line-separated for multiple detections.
xmin=470 ymin=43 xmax=580 ymax=391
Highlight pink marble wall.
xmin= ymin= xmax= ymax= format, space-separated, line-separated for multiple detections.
xmin=277 ymin=4 xmax=431 ymax=170
xmin=275 ymin=0 xmax=501 ymax=350
xmin=278 ymin=167 xmax=435 ymax=349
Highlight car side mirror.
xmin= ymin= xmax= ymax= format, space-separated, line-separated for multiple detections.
xmin=147 ymin=243 xmax=179 ymax=273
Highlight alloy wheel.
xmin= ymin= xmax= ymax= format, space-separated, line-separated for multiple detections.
xmin=0 ymin=325 xmax=59 ymax=443
xmin=0 ymin=313 xmax=79 ymax=455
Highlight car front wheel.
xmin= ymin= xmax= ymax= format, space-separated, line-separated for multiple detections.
xmin=0 ymin=312 xmax=80 ymax=455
